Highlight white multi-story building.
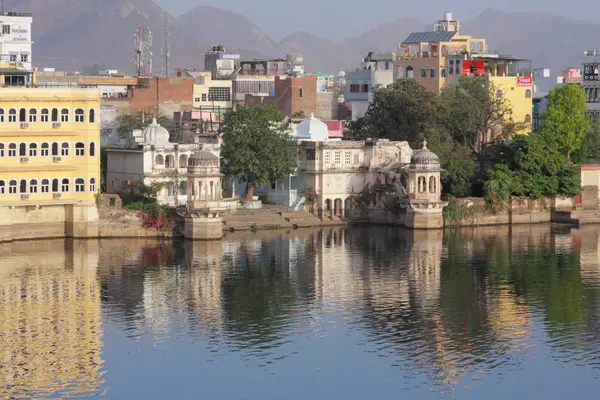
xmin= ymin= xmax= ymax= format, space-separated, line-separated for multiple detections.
xmin=0 ymin=12 xmax=33 ymax=71
xmin=344 ymin=52 xmax=395 ymax=120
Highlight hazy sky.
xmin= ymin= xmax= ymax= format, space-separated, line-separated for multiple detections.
xmin=155 ymin=0 xmax=598 ymax=41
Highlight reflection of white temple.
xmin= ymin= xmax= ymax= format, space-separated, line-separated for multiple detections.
xmin=0 ymin=241 xmax=104 ymax=398
xmin=407 ymin=231 xmax=443 ymax=310
xmin=106 ymin=118 xmax=220 ymax=206
xmin=576 ymin=227 xmax=600 ymax=285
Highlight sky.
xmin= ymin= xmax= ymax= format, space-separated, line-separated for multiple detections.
xmin=154 ymin=0 xmax=599 ymax=42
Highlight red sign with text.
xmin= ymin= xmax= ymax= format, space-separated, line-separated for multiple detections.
xmin=461 ymin=60 xmax=484 ymax=76
xmin=517 ymin=76 xmax=533 ymax=86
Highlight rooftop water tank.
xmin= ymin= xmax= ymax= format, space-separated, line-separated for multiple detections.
xmin=445 ymin=12 xmax=453 ymax=21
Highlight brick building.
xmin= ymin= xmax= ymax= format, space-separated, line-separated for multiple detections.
xmin=243 ymin=75 xmax=317 ymax=118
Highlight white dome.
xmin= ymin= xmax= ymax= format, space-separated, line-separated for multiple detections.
xmin=142 ymin=118 xmax=170 ymax=145
xmin=295 ymin=113 xmax=328 ymax=141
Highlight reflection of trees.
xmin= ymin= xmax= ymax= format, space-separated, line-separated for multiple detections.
xmin=220 ymin=240 xmax=301 ymax=352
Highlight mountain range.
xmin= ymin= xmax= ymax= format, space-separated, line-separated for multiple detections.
xmin=5 ymin=0 xmax=598 ymax=74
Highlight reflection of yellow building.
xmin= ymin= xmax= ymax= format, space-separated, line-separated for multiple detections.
xmin=0 ymin=69 xmax=101 ymax=241
xmin=488 ymin=285 xmax=532 ymax=351
xmin=0 ymin=240 xmax=104 ymax=398
xmin=394 ymin=12 xmax=533 ymax=132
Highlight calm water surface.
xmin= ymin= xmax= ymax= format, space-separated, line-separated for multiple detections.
xmin=2 ymin=225 xmax=600 ymax=399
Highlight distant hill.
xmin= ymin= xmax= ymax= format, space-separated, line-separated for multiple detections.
xmin=6 ymin=1 xmax=597 ymax=74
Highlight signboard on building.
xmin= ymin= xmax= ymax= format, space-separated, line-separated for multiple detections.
xmin=461 ymin=60 xmax=484 ymax=76
xmin=517 ymin=76 xmax=533 ymax=86
xmin=11 ymin=25 xmax=29 ymax=41
xmin=218 ymin=54 xmax=240 ymax=60
xmin=583 ymin=63 xmax=599 ymax=81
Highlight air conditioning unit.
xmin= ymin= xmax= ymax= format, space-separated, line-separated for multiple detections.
xmin=53 ymin=192 xmax=62 ymax=199
xmin=53 ymin=156 xmax=62 ymax=162
xmin=20 ymin=156 xmax=29 ymax=163
xmin=20 ymin=194 xmax=29 ymax=200
xmin=20 ymin=122 xmax=29 ymax=129
xmin=52 ymin=122 xmax=61 ymax=129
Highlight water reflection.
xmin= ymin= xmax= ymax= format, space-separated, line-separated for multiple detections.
xmin=0 ymin=241 xmax=104 ymax=398
xmin=2 ymin=225 xmax=600 ymax=398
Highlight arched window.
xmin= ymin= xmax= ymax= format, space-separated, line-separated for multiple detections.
xmin=75 ymin=142 xmax=85 ymax=156
xmin=8 ymin=143 xmax=16 ymax=157
xmin=429 ymin=176 xmax=437 ymax=193
xmin=75 ymin=178 xmax=85 ymax=192
xmin=61 ymin=142 xmax=69 ymax=156
xmin=29 ymin=108 xmax=37 ymax=122
xmin=0 ymin=180 xmax=4 ymax=195
xmin=8 ymin=108 xmax=16 ymax=122
xmin=19 ymin=143 xmax=26 ymax=156
xmin=441 ymin=68 xmax=447 ymax=78
xmin=41 ymin=108 xmax=49 ymax=122
xmin=0 ymin=109 xmax=5 ymax=123
xmin=89 ymin=109 xmax=96 ymax=123
xmin=19 ymin=179 xmax=27 ymax=193
xmin=61 ymin=108 xmax=69 ymax=122
xmin=179 ymin=154 xmax=188 ymax=168
xmin=19 ymin=108 xmax=26 ymax=122
xmin=179 ymin=181 xmax=187 ymax=196
xmin=41 ymin=142 xmax=49 ymax=156
xmin=75 ymin=108 xmax=84 ymax=123
xmin=155 ymin=154 xmax=164 ymax=165
xmin=525 ymin=89 xmax=532 ymax=99
xmin=29 ymin=142 xmax=37 ymax=157
xmin=61 ymin=178 xmax=70 ymax=192
xmin=418 ymin=176 xmax=426 ymax=193
xmin=0 ymin=143 xmax=4 ymax=157
xmin=51 ymin=108 xmax=58 ymax=122
xmin=90 ymin=177 xmax=96 ymax=193
xmin=41 ymin=179 xmax=50 ymax=193
xmin=51 ymin=142 xmax=59 ymax=156
xmin=165 ymin=154 xmax=175 ymax=168
xmin=406 ymin=66 xmax=414 ymax=79
xmin=90 ymin=142 xmax=96 ymax=156
xmin=9 ymin=180 xmax=17 ymax=194
xmin=29 ymin=179 xmax=38 ymax=194
xmin=525 ymin=114 xmax=532 ymax=123
xmin=52 ymin=178 xmax=59 ymax=192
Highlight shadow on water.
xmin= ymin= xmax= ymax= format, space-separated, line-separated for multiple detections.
xmin=2 ymin=224 xmax=600 ymax=397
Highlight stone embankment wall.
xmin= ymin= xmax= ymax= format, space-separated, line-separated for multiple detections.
xmin=444 ymin=196 xmax=575 ymax=227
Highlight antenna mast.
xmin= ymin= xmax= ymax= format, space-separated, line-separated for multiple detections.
xmin=161 ymin=13 xmax=171 ymax=76
xmin=134 ymin=24 xmax=153 ymax=77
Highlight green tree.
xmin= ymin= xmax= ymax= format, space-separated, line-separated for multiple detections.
xmin=441 ymin=76 xmax=524 ymax=173
xmin=116 ymin=110 xmax=171 ymax=135
xmin=220 ymin=105 xmax=297 ymax=200
xmin=345 ymin=79 xmax=440 ymax=146
xmin=573 ymin=118 xmax=600 ymax=164
xmin=485 ymin=134 xmax=580 ymax=200
xmin=541 ymin=84 xmax=589 ymax=160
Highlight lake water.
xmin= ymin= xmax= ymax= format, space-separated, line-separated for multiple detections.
xmin=1 ymin=225 xmax=600 ymax=399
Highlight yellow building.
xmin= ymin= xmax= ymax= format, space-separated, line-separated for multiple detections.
xmin=0 ymin=73 xmax=101 ymax=242
xmin=394 ymin=12 xmax=533 ymax=131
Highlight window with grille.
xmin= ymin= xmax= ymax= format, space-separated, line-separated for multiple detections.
xmin=29 ymin=143 xmax=37 ymax=157
xmin=344 ymin=151 xmax=351 ymax=164
xmin=61 ymin=108 xmax=69 ymax=122
xmin=349 ymin=84 xmax=360 ymax=93
xmin=9 ymin=180 xmax=17 ymax=194
xmin=8 ymin=143 xmax=16 ymax=157
xmin=41 ymin=179 xmax=49 ymax=193
xmin=41 ymin=109 xmax=49 ymax=122
xmin=324 ymin=151 xmax=331 ymax=165
xmin=75 ymin=109 xmax=84 ymax=122
xmin=334 ymin=151 xmax=341 ymax=164
xmin=90 ymin=178 xmax=96 ymax=193
xmin=61 ymin=142 xmax=69 ymax=156
xmin=29 ymin=180 xmax=38 ymax=194
xmin=208 ymin=87 xmax=231 ymax=102
xmin=29 ymin=109 xmax=37 ymax=122
xmin=195 ymin=76 xmax=205 ymax=85
xmin=61 ymin=178 xmax=69 ymax=192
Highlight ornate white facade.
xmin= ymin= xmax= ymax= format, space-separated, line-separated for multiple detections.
xmin=265 ymin=114 xmax=413 ymax=216
xmin=105 ymin=118 xmax=220 ymax=206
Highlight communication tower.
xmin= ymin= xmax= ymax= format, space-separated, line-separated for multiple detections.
xmin=134 ymin=24 xmax=153 ymax=77
xmin=161 ymin=13 xmax=171 ymax=76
